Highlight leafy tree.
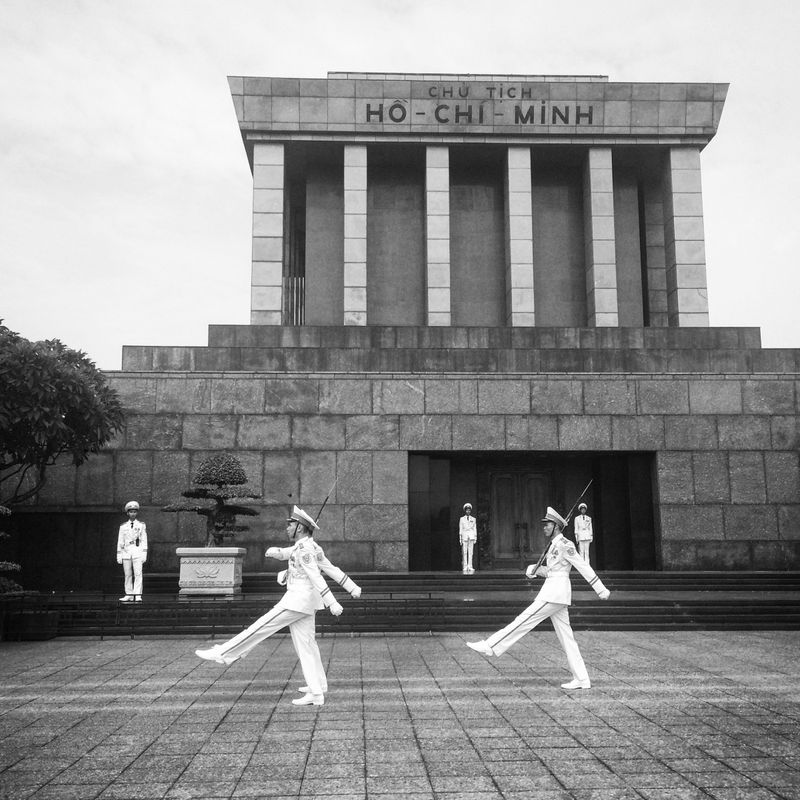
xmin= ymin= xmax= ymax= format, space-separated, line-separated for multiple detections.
xmin=163 ymin=454 xmax=261 ymax=546
xmin=0 ymin=321 xmax=125 ymax=507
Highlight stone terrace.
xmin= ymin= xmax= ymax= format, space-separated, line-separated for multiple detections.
xmin=1 ymin=631 xmax=799 ymax=799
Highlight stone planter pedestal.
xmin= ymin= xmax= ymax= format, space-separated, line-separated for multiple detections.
xmin=176 ymin=547 xmax=246 ymax=597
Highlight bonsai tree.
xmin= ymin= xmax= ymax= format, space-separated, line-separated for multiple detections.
xmin=163 ymin=454 xmax=261 ymax=546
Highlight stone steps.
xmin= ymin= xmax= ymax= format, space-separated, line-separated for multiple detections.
xmin=138 ymin=570 xmax=800 ymax=595
xmin=4 ymin=572 xmax=798 ymax=639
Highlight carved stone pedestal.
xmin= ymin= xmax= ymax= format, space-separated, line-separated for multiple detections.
xmin=176 ymin=547 xmax=246 ymax=597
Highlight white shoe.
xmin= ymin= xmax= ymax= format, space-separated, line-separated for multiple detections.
xmin=292 ymin=693 xmax=324 ymax=706
xmin=119 ymin=595 xmax=133 ymax=602
xmin=561 ymin=679 xmax=591 ymax=690
xmin=466 ymin=640 xmax=495 ymax=656
xmin=195 ymin=646 xmax=235 ymax=665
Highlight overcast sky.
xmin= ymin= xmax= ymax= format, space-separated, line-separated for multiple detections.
xmin=2 ymin=0 xmax=798 ymax=370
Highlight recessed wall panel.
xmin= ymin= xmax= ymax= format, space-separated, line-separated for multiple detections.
xmin=532 ymin=154 xmax=586 ymax=326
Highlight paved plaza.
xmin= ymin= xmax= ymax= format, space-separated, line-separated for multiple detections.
xmin=0 ymin=630 xmax=798 ymax=800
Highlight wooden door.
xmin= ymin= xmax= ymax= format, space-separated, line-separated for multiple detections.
xmin=489 ymin=470 xmax=549 ymax=567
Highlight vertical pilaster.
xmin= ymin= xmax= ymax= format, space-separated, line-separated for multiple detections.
xmin=505 ymin=146 xmax=535 ymax=326
xmin=663 ymin=147 xmax=709 ymax=326
xmin=643 ymin=182 xmax=669 ymax=326
xmin=250 ymin=143 xmax=285 ymax=325
xmin=343 ymin=144 xmax=368 ymax=325
xmin=425 ymin=146 xmax=451 ymax=326
xmin=583 ymin=147 xmax=619 ymax=326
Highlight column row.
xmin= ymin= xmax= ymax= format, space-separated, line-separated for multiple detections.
xmin=249 ymin=143 xmax=709 ymax=328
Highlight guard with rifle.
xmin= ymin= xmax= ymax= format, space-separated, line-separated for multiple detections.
xmin=195 ymin=491 xmax=360 ymax=707
xmin=466 ymin=485 xmax=610 ymax=690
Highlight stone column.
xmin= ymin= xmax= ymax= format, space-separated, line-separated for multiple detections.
xmin=343 ymin=144 xmax=368 ymax=325
xmin=505 ymin=146 xmax=535 ymax=326
xmin=250 ymin=143 xmax=285 ymax=325
xmin=663 ymin=147 xmax=709 ymax=326
xmin=583 ymin=147 xmax=619 ymax=326
xmin=425 ymin=146 xmax=451 ymax=326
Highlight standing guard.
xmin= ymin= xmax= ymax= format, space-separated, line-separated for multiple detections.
xmin=195 ymin=505 xmax=361 ymax=707
xmin=573 ymin=502 xmax=594 ymax=564
xmin=466 ymin=506 xmax=610 ymax=690
xmin=459 ymin=502 xmax=477 ymax=574
xmin=117 ymin=500 xmax=147 ymax=602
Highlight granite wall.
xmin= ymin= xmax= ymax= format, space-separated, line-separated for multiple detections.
xmin=17 ymin=327 xmax=800 ymax=582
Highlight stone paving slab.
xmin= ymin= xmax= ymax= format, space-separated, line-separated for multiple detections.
xmin=0 ymin=631 xmax=799 ymax=799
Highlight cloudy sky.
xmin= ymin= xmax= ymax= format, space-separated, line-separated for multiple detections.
xmin=2 ymin=0 xmax=798 ymax=369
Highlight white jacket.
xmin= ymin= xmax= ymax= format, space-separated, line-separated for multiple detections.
xmin=573 ymin=513 xmax=594 ymax=542
xmin=459 ymin=514 xmax=477 ymax=543
xmin=117 ymin=520 xmax=147 ymax=561
xmin=531 ymin=533 xmax=607 ymax=605
xmin=267 ymin=536 xmax=360 ymax=615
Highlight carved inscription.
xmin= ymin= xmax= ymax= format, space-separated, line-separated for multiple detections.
xmin=363 ymin=83 xmax=595 ymax=128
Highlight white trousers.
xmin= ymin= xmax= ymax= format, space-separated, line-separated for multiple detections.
xmin=121 ymin=558 xmax=143 ymax=597
xmin=461 ymin=540 xmax=475 ymax=571
xmin=485 ymin=600 xmax=589 ymax=683
xmin=214 ymin=606 xmax=327 ymax=695
xmin=578 ymin=541 xmax=591 ymax=563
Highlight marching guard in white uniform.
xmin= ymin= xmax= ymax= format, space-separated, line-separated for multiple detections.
xmin=195 ymin=505 xmax=361 ymax=707
xmin=573 ymin=502 xmax=594 ymax=564
xmin=459 ymin=502 xmax=477 ymax=574
xmin=467 ymin=506 xmax=610 ymax=689
xmin=117 ymin=500 xmax=147 ymax=601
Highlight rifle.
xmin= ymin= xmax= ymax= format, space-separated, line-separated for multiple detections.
xmin=526 ymin=479 xmax=594 ymax=580
xmin=315 ymin=476 xmax=338 ymax=523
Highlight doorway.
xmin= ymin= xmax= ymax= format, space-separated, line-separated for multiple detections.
xmin=408 ymin=451 xmax=658 ymax=571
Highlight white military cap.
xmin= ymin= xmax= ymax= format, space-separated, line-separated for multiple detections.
xmin=124 ymin=500 xmax=140 ymax=512
xmin=288 ymin=505 xmax=319 ymax=531
xmin=541 ymin=506 xmax=567 ymax=528
xmin=578 ymin=502 xmax=588 ymax=511
xmin=463 ymin=502 xmax=472 ymax=510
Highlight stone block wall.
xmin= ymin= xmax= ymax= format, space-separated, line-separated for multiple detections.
xmin=22 ymin=350 xmax=800 ymax=575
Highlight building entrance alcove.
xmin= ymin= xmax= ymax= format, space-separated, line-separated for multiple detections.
xmin=408 ymin=452 xmax=658 ymax=572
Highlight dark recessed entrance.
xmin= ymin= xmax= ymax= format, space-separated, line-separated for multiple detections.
xmin=408 ymin=452 xmax=657 ymax=572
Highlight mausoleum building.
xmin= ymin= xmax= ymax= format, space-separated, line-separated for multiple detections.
xmin=17 ymin=73 xmax=800 ymax=588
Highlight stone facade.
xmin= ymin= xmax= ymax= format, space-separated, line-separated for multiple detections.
xmin=14 ymin=325 xmax=798 ymax=586
xmin=11 ymin=72 xmax=800 ymax=587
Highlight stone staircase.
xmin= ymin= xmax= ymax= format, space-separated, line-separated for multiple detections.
xmin=3 ymin=572 xmax=799 ymax=639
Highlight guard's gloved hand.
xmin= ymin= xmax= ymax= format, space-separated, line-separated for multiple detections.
xmin=330 ymin=601 xmax=344 ymax=616
xmin=350 ymin=587 xmax=361 ymax=599
xmin=265 ymin=547 xmax=281 ymax=559
xmin=599 ymin=589 xmax=611 ymax=600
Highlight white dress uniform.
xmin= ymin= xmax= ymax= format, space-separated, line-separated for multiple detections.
xmin=204 ymin=534 xmax=360 ymax=698
xmin=573 ymin=509 xmax=594 ymax=564
xmin=459 ymin=507 xmax=477 ymax=574
xmin=117 ymin=519 xmax=147 ymax=599
xmin=471 ymin=507 xmax=609 ymax=688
